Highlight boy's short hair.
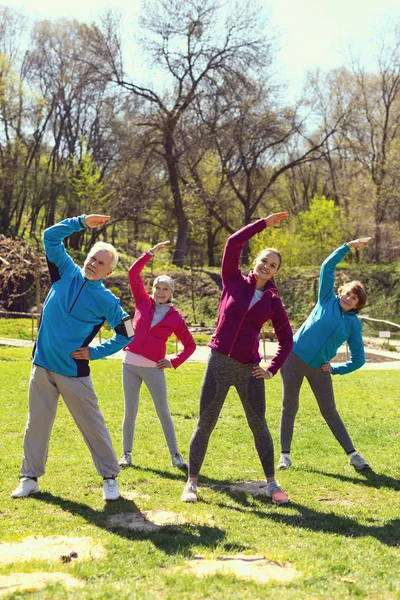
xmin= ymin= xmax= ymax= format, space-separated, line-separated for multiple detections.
xmin=338 ymin=280 xmax=367 ymax=312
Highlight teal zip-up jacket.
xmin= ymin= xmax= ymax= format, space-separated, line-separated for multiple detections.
xmin=33 ymin=216 xmax=133 ymax=377
xmin=293 ymin=244 xmax=365 ymax=375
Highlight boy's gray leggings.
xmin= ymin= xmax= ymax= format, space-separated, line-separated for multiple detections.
xmin=188 ymin=350 xmax=275 ymax=479
xmin=280 ymin=351 xmax=355 ymax=454
xmin=122 ymin=363 xmax=179 ymax=455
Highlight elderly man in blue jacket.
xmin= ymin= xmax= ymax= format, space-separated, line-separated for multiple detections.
xmin=11 ymin=214 xmax=134 ymax=501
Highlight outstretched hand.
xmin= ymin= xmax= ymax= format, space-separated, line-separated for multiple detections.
xmin=347 ymin=237 xmax=372 ymax=249
xmin=150 ymin=241 xmax=171 ymax=255
xmin=85 ymin=215 xmax=111 ymax=228
xmin=264 ymin=212 xmax=289 ymax=227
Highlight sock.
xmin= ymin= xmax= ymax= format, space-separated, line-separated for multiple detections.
xmin=348 ymin=451 xmax=357 ymax=457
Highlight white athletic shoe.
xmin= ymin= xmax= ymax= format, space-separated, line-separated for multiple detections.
xmin=171 ymin=452 xmax=188 ymax=472
xmin=11 ymin=477 xmax=39 ymax=498
xmin=181 ymin=481 xmax=198 ymax=502
xmin=103 ymin=478 xmax=120 ymax=502
xmin=349 ymin=452 xmax=370 ymax=471
xmin=119 ymin=452 xmax=132 ymax=468
xmin=277 ymin=454 xmax=292 ymax=470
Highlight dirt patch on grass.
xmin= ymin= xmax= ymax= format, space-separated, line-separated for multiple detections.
xmin=123 ymin=490 xmax=151 ymax=502
xmin=0 ymin=573 xmax=84 ymax=596
xmin=227 ymin=480 xmax=267 ymax=497
xmin=0 ymin=536 xmax=106 ymax=564
xmin=108 ymin=509 xmax=187 ymax=532
xmin=318 ymin=496 xmax=354 ymax=507
xmin=183 ymin=555 xmax=297 ymax=583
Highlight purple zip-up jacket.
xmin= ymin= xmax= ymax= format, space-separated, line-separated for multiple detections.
xmin=208 ymin=219 xmax=293 ymax=374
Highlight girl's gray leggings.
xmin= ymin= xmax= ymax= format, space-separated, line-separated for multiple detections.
xmin=122 ymin=363 xmax=178 ymax=455
xmin=280 ymin=351 xmax=355 ymax=454
xmin=188 ymin=350 xmax=275 ymax=479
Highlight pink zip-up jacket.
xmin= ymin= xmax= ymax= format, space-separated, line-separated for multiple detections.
xmin=125 ymin=252 xmax=196 ymax=369
xmin=208 ymin=219 xmax=293 ymax=374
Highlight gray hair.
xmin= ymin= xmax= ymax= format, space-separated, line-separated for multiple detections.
xmin=89 ymin=241 xmax=118 ymax=271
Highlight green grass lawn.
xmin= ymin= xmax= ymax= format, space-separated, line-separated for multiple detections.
xmin=1 ymin=346 xmax=399 ymax=599
xmin=0 ymin=318 xmax=115 ymax=342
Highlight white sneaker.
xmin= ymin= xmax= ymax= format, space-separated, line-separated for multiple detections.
xmin=103 ymin=478 xmax=120 ymax=502
xmin=119 ymin=452 xmax=132 ymax=468
xmin=181 ymin=481 xmax=197 ymax=502
xmin=349 ymin=452 xmax=370 ymax=471
xmin=277 ymin=454 xmax=292 ymax=470
xmin=171 ymin=452 xmax=188 ymax=472
xmin=11 ymin=477 xmax=39 ymax=498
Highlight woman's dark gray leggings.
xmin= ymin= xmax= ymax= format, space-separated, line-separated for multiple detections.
xmin=280 ymin=351 xmax=355 ymax=454
xmin=188 ymin=350 xmax=275 ymax=479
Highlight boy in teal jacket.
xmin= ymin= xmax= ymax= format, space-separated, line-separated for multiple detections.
xmin=11 ymin=214 xmax=134 ymax=502
xmin=278 ymin=237 xmax=371 ymax=472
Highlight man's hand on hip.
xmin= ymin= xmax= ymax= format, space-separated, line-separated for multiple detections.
xmin=70 ymin=347 xmax=90 ymax=360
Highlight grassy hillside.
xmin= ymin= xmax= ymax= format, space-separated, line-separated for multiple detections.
xmin=4 ymin=253 xmax=399 ymax=335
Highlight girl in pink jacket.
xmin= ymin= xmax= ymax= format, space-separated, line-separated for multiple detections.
xmin=119 ymin=241 xmax=196 ymax=471
xmin=181 ymin=213 xmax=293 ymax=504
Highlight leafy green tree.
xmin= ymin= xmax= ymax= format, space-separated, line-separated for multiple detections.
xmin=299 ymin=195 xmax=344 ymax=263
xmin=70 ymin=144 xmax=110 ymax=249
xmin=250 ymin=220 xmax=303 ymax=276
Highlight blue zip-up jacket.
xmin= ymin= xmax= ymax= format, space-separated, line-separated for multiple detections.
xmin=33 ymin=216 xmax=133 ymax=377
xmin=293 ymin=244 xmax=365 ymax=375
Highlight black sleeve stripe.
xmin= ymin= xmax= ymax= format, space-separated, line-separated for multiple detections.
xmin=81 ymin=319 xmax=106 ymax=348
xmin=73 ymin=320 xmax=106 ymax=377
xmin=46 ymin=258 xmax=61 ymax=284
xmin=32 ymin=314 xmax=43 ymax=359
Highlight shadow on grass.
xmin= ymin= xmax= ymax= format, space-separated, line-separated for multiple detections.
xmin=126 ymin=464 xmax=234 ymax=487
xmin=34 ymin=492 xmax=226 ymax=555
xmin=205 ymin=490 xmax=400 ymax=548
xmin=304 ymin=468 xmax=400 ymax=492
xmin=136 ymin=464 xmax=400 ymax=549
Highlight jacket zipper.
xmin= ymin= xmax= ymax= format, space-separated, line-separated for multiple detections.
xmin=227 ymin=283 xmax=258 ymax=357
xmin=69 ymin=280 xmax=88 ymax=314
xmin=308 ymin=310 xmax=347 ymax=364
xmin=149 ymin=303 xmax=173 ymax=329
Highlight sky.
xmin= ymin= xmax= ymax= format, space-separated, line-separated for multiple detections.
xmin=3 ymin=0 xmax=400 ymax=98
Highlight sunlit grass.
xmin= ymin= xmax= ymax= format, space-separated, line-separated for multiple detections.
xmin=1 ymin=346 xmax=399 ymax=599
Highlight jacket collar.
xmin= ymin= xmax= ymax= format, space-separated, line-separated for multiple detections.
xmin=336 ymin=295 xmax=358 ymax=316
xmin=249 ymin=271 xmax=278 ymax=294
xmin=80 ymin=269 xmax=104 ymax=287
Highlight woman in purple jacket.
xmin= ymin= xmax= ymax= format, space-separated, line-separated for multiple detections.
xmin=181 ymin=213 xmax=293 ymax=504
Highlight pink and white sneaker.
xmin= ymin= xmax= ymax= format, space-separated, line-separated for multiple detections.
xmin=266 ymin=481 xmax=289 ymax=505
xmin=181 ymin=481 xmax=198 ymax=503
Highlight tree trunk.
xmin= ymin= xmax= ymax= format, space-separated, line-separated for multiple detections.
xmin=207 ymin=228 xmax=215 ymax=267
xmin=0 ymin=185 xmax=12 ymax=234
xmin=164 ymin=128 xmax=187 ymax=267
